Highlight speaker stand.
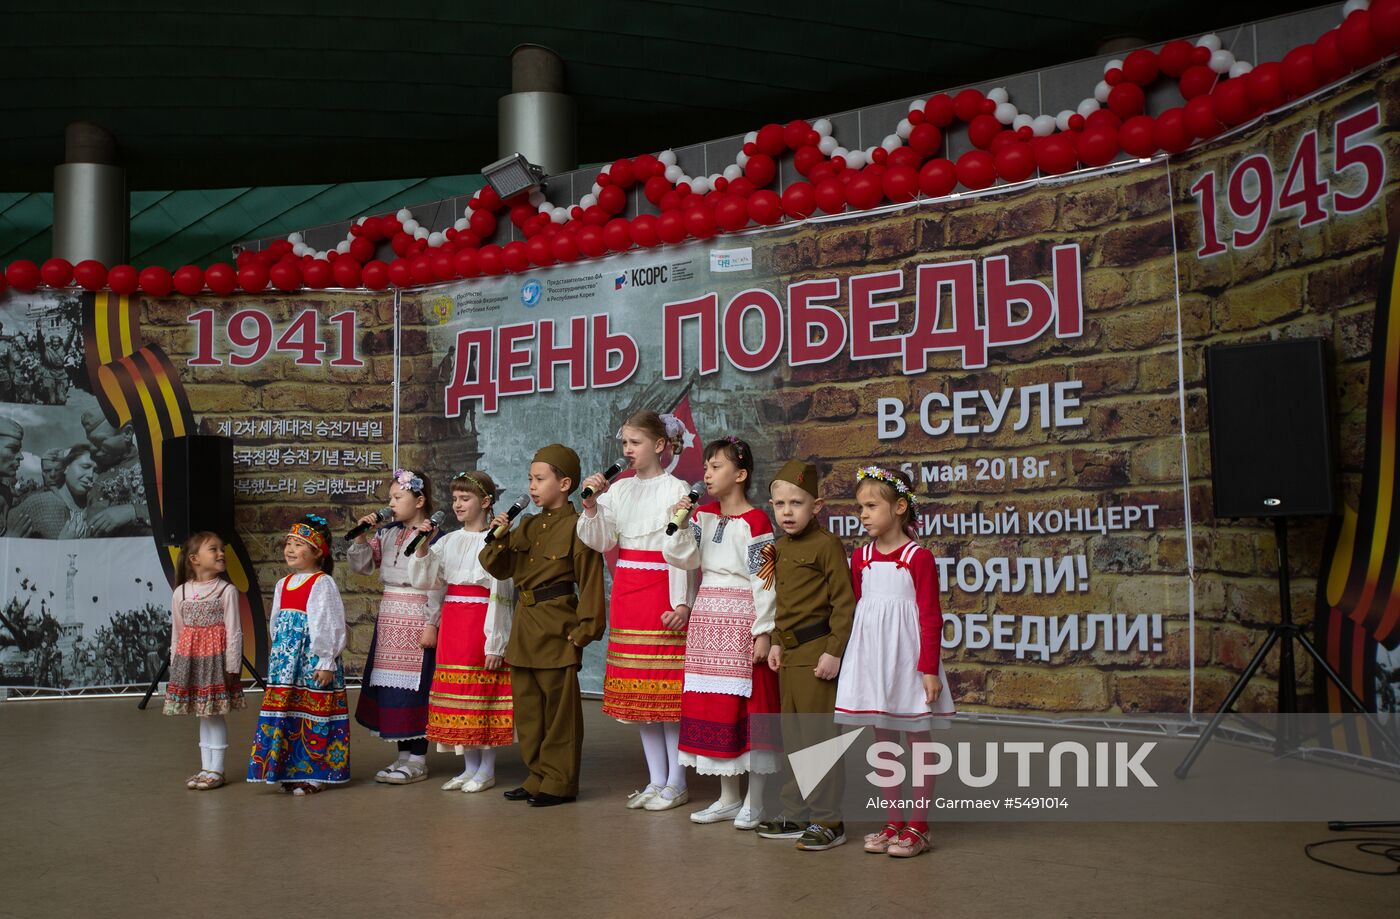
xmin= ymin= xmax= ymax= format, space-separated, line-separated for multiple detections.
xmin=138 ymin=655 xmax=265 ymax=710
xmin=1176 ymin=517 xmax=1400 ymax=778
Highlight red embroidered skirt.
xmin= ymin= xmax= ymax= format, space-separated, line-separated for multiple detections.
xmin=602 ymin=549 xmax=687 ymax=723
xmin=426 ymin=584 xmax=514 ymax=749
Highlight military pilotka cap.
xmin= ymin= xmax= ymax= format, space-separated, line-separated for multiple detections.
xmin=0 ymin=417 xmax=21 ymax=443
xmin=771 ymin=460 xmax=819 ymax=498
xmin=533 ymin=443 xmax=581 ymax=494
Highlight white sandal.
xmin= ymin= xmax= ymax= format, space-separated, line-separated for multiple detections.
xmin=382 ymin=760 xmax=429 ymax=785
xmin=626 ymin=783 xmax=662 ymax=809
xmin=644 ymin=785 xmax=689 ymax=811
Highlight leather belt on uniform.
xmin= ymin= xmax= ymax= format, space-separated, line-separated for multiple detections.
xmin=519 ymin=581 xmax=576 ymax=606
xmin=777 ymin=621 xmax=831 ymax=650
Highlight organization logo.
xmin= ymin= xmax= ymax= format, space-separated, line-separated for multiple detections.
xmin=520 ymin=279 xmax=542 ymax=307
xmin=709 ymin=247 xmax=753 ymax=273
xmin=614 ymin=274 xmax=627 ymax=290
xmin=616 ymin=265 xmax=669 ymax=290
xmin=429 ymin=294 xmax=454 ymax=325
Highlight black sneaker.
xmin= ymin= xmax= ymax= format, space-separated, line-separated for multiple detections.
xmin=756 ymin=818 xmax=805 ymax=839
xmin=795 ymin=823 xmax=846 ymax=851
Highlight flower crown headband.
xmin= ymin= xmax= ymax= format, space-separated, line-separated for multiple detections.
xmin=392 ymin=468 xmax=424 ymax=493
xmin=722 ymin=434 xmax=748 ymax=461
xmin=452 ymin=471 xmax=493 ymax=498
xmin=856 ymin=465 xmax=916 ymax=509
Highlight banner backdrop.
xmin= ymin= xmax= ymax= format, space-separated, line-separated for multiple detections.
xmin=1 ymin=63 xmax=1396 ymax=714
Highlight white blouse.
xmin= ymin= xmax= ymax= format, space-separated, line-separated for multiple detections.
xmin=576 ymin=472 xmax=698 ymax=610
xmin=269 ymin=572 xmax=348 ymax=671
xmin=408 ymin=527 xmax=515 ymax=658
xmin=348 ymin=524 xmax=446 ymax=624
xmin=663 ymin=505 xmax=776 ymax=636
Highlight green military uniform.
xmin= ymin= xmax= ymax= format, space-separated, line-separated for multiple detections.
xmin=479 ymin=445 xmax=605 ymax=799
xmin=770 ymin=461 xmax=856 ymax=829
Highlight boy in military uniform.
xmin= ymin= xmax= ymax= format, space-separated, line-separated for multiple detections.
xmin=757 ymin=460 xmax=856 ymax=850
xmin=480 ymin=444 xmax=605 ymax=807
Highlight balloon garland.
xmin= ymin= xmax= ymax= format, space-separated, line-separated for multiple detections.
xmin=4 ymin=2 xmax=1397 ymax=296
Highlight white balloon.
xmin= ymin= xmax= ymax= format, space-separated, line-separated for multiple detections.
xmin=1196 ymin=33 xmax=1221 ymax=51
xmin=1055 ymin=110 xmax=1075 ymax=132
xmin=831 ymin=146 xmax=848 ymax=159
xmin=292 ymin=243 xmax=308 ymax=256
xmin=428 ymin=232 xmax=445 ymax=247
xmin=1032 ymin=114 xmax=1057 ymax=137
xmin=1343 ymin=0 xmax=1370 ymax=14
xmin=676 ymin=175 xmax=692 ymax=188
xmin=590 ymin=182 xmax=602 ymax=197
xmin=528 ymin=190 xmax=546 ymax=207
xmin=812 ymin=117 xmax=833 ymax=136
xmin=1094 ymin=80 xmax=1112 ymax=103
xmin=1077 ymin=98 xmax=1101 ymax=117
xmin=995 ymin=102 xmax=1019 ymax=125
xmin=396 ymin=207 xmax=412 ymax=221
xmin=907 ymin=99 xmax=925 ymax=112
xmin=288 ymin=232 xmax=304 ymax=244
xmin=723 ymin=164 xmax=743 ymax=181
xmin=736 ymin=151 xmax=750 ymax=168
xmin=1229 ymin=61 xmax=1254 ymax=79
xmin=882 ymin=134 xmax=901 ymax=152
xmin=845 ymin=150 xmax=868 ymax=170
xmin=402 ymin=218 xmax=420 ymax=233
xmin=314 ymin=250 xmax=327 ymax=260
xmin=537 ymin=200 xmax=553 ymax=213
xmin=743 ymin=131 xmax=758 ymax=144
xmin=1013 ymin=113 xmax=1034 ymax=131
xmin=709 ymin=173 xmax=722 ymax=186
xmin=896 ymin=118 xmax=914 ymax=139
xmin=1208 ymin=49 xmax=1235 ymax=74
xmin=336 ymin=240 xmax=351 ymax=254
xmin=413 ymin=228 xmax=429 ymax=241
xmin=1104 ymin=58 xmax=1123 ymax=73
xmin=658 ymin=149 xmax=677 ymax=166
xmin=664 ymin=164 xmax=683 ymax=183
xmin=355 ymin=216 xmax=368 ymax=226
xmin=550 ymin=207 xmax=568 ymax=224
xmin=454 ymin=217 xmax=469 ymax=231
xmin=818 ymin=136 xmax=838 ymax=155
xmin=987 ymin=86 xmax=1009 ymax=104
xmin=580 ymin=193 xmax=598 ymax=209
xmin=691 ymin=176 xmax=711 ymax=195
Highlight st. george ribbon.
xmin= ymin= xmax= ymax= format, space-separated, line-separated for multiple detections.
xmin=581 ymin=457 xmax=630 ymax=500
xmin=405 ymin=510 xmax=446 ymax=555
xmin=345 ymin=506 xmax=391 ymax=540
xmin=666 ymin=483 xmax=705 ymax=535
xmin=484 ymin=494 xmax=531 ymax=543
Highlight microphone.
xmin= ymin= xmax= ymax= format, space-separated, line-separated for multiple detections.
xmin=345 ymin=507 xmax=391 ymax=540
xmin=581 ymin=457 xmax=630 ymax=500
xmin=666 ymin=483 xmax=704 ymax=535
xmin=484 ymin=494 xmax=531 ymax=544
xmin=405 ymin=511 xmax=445 ymax=555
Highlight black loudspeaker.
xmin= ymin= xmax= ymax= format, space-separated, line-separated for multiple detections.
xmin=1206 ymin=337 xmax=1336 ymax=518
xmin=162 ymin=435 xmax=236 ymax=544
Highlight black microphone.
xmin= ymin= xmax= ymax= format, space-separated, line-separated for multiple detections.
xmin=345 ymin=506 xmax=391 ymax=540
xmin=581 ymin=457 xmax=630 ymax=500
xmin=666 ymin=483 xmax=704 ymax=535
xmin=405 ymin=511 xmax=445 ymax=555
xmin=484 ymin=494 xmax=531 ymax=543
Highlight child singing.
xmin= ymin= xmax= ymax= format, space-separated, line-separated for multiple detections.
xmin=577 ymin=411 xmax=696 ymax=812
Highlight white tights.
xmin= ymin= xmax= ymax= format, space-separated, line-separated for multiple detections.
xmin=198 ymin=715 xmax=228 ymax=774
xmin=639 ymin=722 xmax=686 ymax=791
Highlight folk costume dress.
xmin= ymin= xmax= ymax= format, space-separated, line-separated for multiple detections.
xmin=834 ymin=540 xmax=955 ymax=730
xmin=576 ymin=473 xmax=696 ymax=723
xmin=247 ymin=572 xmax=351 ymax=784
xmin=663 ymin=504 xmax=780 ymax=775
xmin=408 ymin=527 xmax=516 ymax=750
xmin=164 ymin=579 xmax=245 ymax=717
xmin=351 ymin=523 xmax=445 ymax=741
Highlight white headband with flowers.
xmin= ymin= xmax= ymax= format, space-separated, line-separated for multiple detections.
xmin=856 ymin=465 xmax=916 ymax=509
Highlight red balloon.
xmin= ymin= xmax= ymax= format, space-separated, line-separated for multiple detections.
xmin=1245 ymin=62 xmax=1285 ymax=112
xmin=793 ymin=145 xmax=824 ymax=177
xmin=1183 ymin=95 xmax=1223 ymax=139
xmin=603 ymin=217 xmax=633 ymax=251
xmin=431 ymin=250 xmax=456 ymax=281
xmin=331 ymin=257 xmax=361 ymax=289
xmin=360 ymin=260 xmax=389 ymax=290
xmin=404 ymin=254 xmax=430 ymax=285
xmin=882 ymin=164 xmax=920 ymax=202
xmin=630 ymin=214 xmax=660 ymax=247
xmin=1122 ymin=49 xmax=1160 ymax=85
xmin=657 ymin=210 xmax=688 ymax=244
xmin=967 ymin=114 xmax=1002 ymax=150
xmin=726 ymin=177 xmax=755 ymax=198
xmin=1119 ymin=115 xmax=1158 ymax=157
xmin=1084 ymin=109 xmax=1121 ymax=132
xmin=550 ymin=232 xmax=580 ymax=262
xmin=1076 ymin=125 xmax=1119 ymax=166
xmin=476 ymin=187 xmax=502 ymax=211
xmin=1178 ymin=65 xmax=1217 ymax=100
xmin=1314 ymin=30 xmax=1348 ymax=83
xmin=468 ymin=209 xmax=497 ymax=239
xmin=506 ymin=204 xmax=531 ymax=230
xmin=140 ymin=266 xmax=174 ymax=297
xmin=173 ymin=264 xmax=206 ymax=295
xmin=235 ymin=263 xmax=267 ymax=293
xmin=349 ymin=236 xmax=375 ymax=263
xmin=521 ymin=214 xmax=546 ymax=238
xmin=73 ymin=259 xmax=107 ymax=292
xmin=1374 ymin=0 xmax=1400 ymax=50
xmin=501 ymin=241 xmax=530 ymax=273
xmin=380 ymin=217 xmax=403 ymax=239
xmin=714 ymin=196 xmax=749 ymax=232
xmin=5 ymin=260 xmax=39 ymax=291
xmin=781 ymin=181 xmax=817 ymax=219
xmin=40 ymin=258 xmax=73 ymax=288
xmin=390 ymin=232 xmax=414 ymax=257
xmin=0 ymin=272 xmax=7 ymax=295
xmin=1159 ymin=39 xmax=1195 ymax=78
xmin=908 ymin=122 xmax=943 ymax=157
xmin=387 ymin=258 xmax=413 ymax=287
xmin=609 ymin=158 xmax=636 ymax=188
xmin=684 ymin=206 xmax=717 ymax=239
xmin=1280 ymin=45 xmax=1319 ymax=99
xmin=1338 ymin=10 xmax=1381 ymax=67
xmin=887 ymin=147 xmax=922 ymax=171
xmin=809 ymin=160 xmax=836 ymax=183
xmin=632 ymin=153 xmax=661 ymax=179
xmin=918 ymin=158 xmax=957 ymax=197
xmin=994 ymin=142 xmax=1035 ymax=182
xmin=846 ymin=170 xmax=883 ymax=210
xmin=784 ymin=119 xmax=813 ymax=150
xmin=643 ymin=175 xmax=671 ymax=205
xmin=745 ymin=153 xmax=777 ymax=187
xmin=451 ymin=249 xmax=479 ymax=278
xmin=1213 ymin=79 xmax=1255 ymax=127
xmin=1153 ymin=107 xmax=1192 ymax=154
xmin=526 ymin=236 xmax=555 ymax=267
xmin=955 ymin=150 xmax=997 ymax=190
xmin=583 ymin=205 xmax=609 ymax=226
xmin=953 ymin=88 xmax=986 ymax=123
xmin=1034 ymin=136 xmax=1078 ymax=175
xmin=577 ymin=225 xmax=607 ymax=258
xmin=598 ymin=184 xmax=626 ymax=215
xmin=814 ymin=177 xmax=847 ymax=214
xmin=755 ymin=123 xmax=786 ymax=156
xmin=1107 ymin=82 xmax=1146 ymax=119
xmin=924 ymin=93 xmax=955 ymax=127
xmin=747 ymin=189 xmax=783 ymax=225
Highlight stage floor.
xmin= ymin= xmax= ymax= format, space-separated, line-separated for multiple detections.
xmin=0 ymin=692 xmax=1392 ymax=918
